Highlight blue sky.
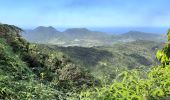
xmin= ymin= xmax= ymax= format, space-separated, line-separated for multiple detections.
xmin=0 ymin=0 xmax=170 ymax=28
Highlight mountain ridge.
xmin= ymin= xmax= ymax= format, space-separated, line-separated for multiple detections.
xmin=21 ymin=26 xmax=166 ymax=47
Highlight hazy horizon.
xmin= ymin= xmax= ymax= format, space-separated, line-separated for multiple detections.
xmin=23 ymin=26 xmax=168 ymax=34
xmin=0 ymin=0 xmax=170 ymax=29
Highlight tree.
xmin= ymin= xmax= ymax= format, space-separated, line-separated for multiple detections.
xmin=156 ymin=29 xmax=170 ymax=66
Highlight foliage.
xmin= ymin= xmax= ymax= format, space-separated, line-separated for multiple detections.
xmin=0 ymin=38 xmax=63 ymax=99
xmin=77 ymin=29 xmax=170 ymax=100
xmin=43 ymin=40 xmax=161 ymax=82
xmin=167 ymin=28 xmax=170 ymax=41
xmin=0 ymin=24 xmax=97 ymax=99
xmin=156 ymin=29 xmax=170 ymax=66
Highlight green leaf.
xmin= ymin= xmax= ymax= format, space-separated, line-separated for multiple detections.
xmin=167 ymin=28 xmax=170 ymax=41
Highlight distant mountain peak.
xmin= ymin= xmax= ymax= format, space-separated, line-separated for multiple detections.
xmin=22 ymin=26 xmax=61 ymax=42
xmin=64 ymin=28 xmax=90 ymax=33
xmin=34 ymin=26 xmax=60 ymax=33
xmin=119 ymin=30 xmax=165 ymax=42
xmin=127 ymin=31 xmax=142 ymax=33
xmin=124 ymin=31 xmax=159 ymax=36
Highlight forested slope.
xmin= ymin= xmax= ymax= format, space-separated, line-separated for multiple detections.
xmin=0 ymin=24 xmax=97 ymax=99
xmin=39 ymin=40 xmax=162 ymax=82
xmin=77 ymin=29 xmax=170 ymax=100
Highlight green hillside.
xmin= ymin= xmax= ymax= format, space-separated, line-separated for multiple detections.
xmin=0 ymin=24 xmax=97 ymax=99
xmin=38 ymin=40 xmax=163 ymax=82
xmin=77 ymin=29 xmax=170 ymax=100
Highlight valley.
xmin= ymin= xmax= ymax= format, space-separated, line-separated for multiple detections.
xmin=21 ymin=25 xmax=165 ymax=82
xmin=38 ymin=40 xmax=163 ymax=81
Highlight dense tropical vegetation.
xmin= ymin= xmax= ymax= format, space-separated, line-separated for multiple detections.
xmin=39 ymin=40 xmax=162 ymax=82
xmin=0 ymin=24 xmax=97 ymax=99
xmin=75 ymin=29 xmax=170 ymax=99
xmin=0 ymin=23 xmax=170 ymax=99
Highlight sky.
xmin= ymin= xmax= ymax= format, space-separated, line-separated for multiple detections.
xmin=0 ymin=0 xmax=170 ymax=29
